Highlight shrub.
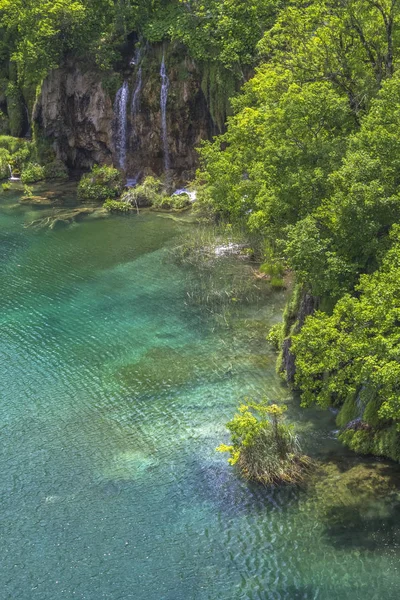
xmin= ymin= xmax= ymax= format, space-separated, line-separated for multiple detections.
xmin=267 ymin=323 xmax=284 ymax=350
xmin=0 ymin=147 xmax=10 ymax=180
xmin=21 ymin=163 xmax=45 ymax=183
xmin=0 ymin=137 xmax=34 ymax=175
xmin=0 ymin=135 xmax=27 ymax=154
xmin=152 ymin=193 xmax=191 ymax=211
xmin=78 ymin=165 xmax=123 ymax=202
xmin=23 ymin=185 xmax=33 ymax=197
xmin=103 ymin=199 xmax=131 ymax=213
xmin=2 ymin=182 xmax=11 ymax=191
xmin=121 ymin=176 xmax=164 ymax=208
xmin=217 ymin=401 xmax=312 ymax=485
xmin=44 ymin=160 xmax=68 ymax=180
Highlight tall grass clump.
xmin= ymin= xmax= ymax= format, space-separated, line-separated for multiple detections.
xmin=217 ymin=401 xmax=312 ymax=485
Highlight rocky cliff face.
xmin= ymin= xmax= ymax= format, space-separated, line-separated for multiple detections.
xmin=34 ymin=65 xmax=114 ymax=169
xmin=33 ymin=44 xmax=218 ymax=182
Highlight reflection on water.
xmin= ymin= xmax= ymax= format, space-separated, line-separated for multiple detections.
xmin=0 ymin=186 xmax=400 ymax=600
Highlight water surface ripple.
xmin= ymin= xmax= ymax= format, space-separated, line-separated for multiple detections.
xmin=1 ymin=190 xmax=400 ymax=599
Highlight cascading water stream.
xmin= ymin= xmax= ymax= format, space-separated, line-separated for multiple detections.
xmin=131 ymin=66 xmax=142 ymax=118
xmin=160 ymin=55 xmax=170 ymax=173
xmin=114 ymin=81 xmax=129 ymax=170
xmin=8 ymin=164 xmax=20 ymax=182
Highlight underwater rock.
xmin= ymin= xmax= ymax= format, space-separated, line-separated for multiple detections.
xmin=19 ymin=195 xmax=58 ymax=206
xmin=25 ymin=207 xmax=95 ymax=229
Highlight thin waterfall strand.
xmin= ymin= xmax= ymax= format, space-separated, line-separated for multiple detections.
xmin=114 ymin=81 xmax=129 ymax=170
xmin=160 ymin=56 xmax=170 ymax=172
xmin=131 ymin=66 xmax=142 ymax=120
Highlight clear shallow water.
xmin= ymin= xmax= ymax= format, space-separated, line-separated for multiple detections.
xmin=1 ymin=187 xmax=400 ymax=600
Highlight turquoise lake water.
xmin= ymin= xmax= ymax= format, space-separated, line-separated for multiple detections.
xmin=1 ymin=185 xmax=400 ymax=599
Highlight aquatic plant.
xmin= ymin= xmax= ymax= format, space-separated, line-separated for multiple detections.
xmin=217 ymin=402 xmax=312 ymax=485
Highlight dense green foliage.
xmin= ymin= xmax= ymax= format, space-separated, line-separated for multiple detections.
xmin=0 ymin=136 xmax=34 ymax=179
xmin=198 ymin=0 xmax=400 ymax=460
xmin=77 ymin=164 xmax=123 ymax=202
xmin=218 ymin=402 xmax=312 ymax=485
xmin=120 ymin=176 xmax=164 ymax=208
xmin=3 ymin=0 xmax=400 ymax=461
xmin=20 ymin=162 xmax=45 ymax=183
xmin=0 ymin=0 xmax=281 ymax=131
xmin=103 ymin=198 xmax=131 ymax=213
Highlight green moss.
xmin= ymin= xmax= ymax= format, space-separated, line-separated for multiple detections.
xmin=336 ymin=394 xmax=358 ymax=428
xmin=371 ymin=426 xmax=400 ymax=462
xmin=282 ymin=284 xmax=302 ymax=338
xmin=339 ymin=424 xmax=400 ymax=462
xmin=267 ymin=323 xmax=284 ymax=350
xmin=201 ymin=63 xmax=236 ymax=130
xmin=364 ymin=397 xmax=384 ymax=428
xmin=339 ymin=429 xmax=374 ymax=455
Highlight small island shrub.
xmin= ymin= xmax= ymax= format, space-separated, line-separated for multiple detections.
xmin=103 ymin=199 xmax=131 ymax=213
xmin=2 ymin=182 xmax=11 ymax=191
xmin=21 ymin=162 xmax=45 ymax=183
xmin=217 ymin=401 xmax=312 ymax=485
xmin=78 ymin=165 xmax=123 ymax=202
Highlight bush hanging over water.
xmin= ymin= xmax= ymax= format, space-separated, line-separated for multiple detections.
xmin=103 ymin=199 xmax=131 ymax=213
xmin=78 ymin=165 xmax=123 ymax=202
xmin=217 ymin=402 xmax=312 ymax=485
xmin=20 ymin=162 xmax=45 ymax=184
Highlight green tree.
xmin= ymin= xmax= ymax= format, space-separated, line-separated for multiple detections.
xmin=292 ymin=228 xmax=400 ymax=457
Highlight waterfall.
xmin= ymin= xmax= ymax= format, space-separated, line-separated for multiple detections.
xmin=131 ymin=66 xmax=142 ymax=121
xmin=8 ymin=164 xmax=20 ymax=182
xmin=160 ymin=55 xmax=170 ymax=173
xmin=114 ymin=81 xmax=129 ymax=170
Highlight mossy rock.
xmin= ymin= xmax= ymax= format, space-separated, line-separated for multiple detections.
xmin=336 ymin=394 xmax=359 ymax=428
xmin=339 ymin=423 xmax=400 ymax=463
xmin=362 ymin=397 xmax=382 ymax=428
xmin=20 ymin=195 xmax=57 ymax=206
xmin=307 ymin=460 xmax=400 ymax=541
